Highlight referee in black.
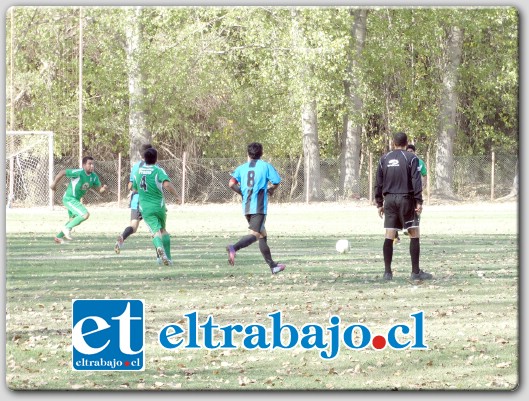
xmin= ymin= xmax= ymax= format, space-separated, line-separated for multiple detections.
xmin=375 ymin=131 xmax=433 ymax=281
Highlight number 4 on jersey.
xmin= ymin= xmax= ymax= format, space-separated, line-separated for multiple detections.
xmin=140 ymin=175 xmax=148 ymax=191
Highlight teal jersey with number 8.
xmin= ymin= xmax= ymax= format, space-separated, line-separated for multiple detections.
xmin=231 ymin=159 xmax=281 ymax=215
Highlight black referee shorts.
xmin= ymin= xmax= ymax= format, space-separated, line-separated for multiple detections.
xmin=383 ymin=194 xmax=420 ymax=230
xmin=245 ymin=214 xmax=266 ymax=233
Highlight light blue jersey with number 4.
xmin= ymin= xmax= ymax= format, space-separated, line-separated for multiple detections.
xmin=231 ymin=159 xmax=281 ymax=215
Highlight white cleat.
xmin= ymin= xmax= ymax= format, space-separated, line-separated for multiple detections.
xmin=62 ymin=227 xmax=72 ymax=240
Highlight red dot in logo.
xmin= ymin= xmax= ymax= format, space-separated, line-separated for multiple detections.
xmin=372 ymin=335 xmax=386 ymax=350
xmin=125 ymin=361 xmax=130 ymax=366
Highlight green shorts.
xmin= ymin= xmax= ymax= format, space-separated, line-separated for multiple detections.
xmin=63 ymin=197 xmax=88 ymax=219
xmin=140 ymin=207 xmax=167 ymax=234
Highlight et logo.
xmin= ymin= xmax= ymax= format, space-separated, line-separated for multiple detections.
xmin=72 ymin=299 xmax=144 ymax=371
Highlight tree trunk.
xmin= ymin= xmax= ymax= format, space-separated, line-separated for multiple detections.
xmin=291 ymin=9 xmax=322 ymax=201
xmin=302 ymin=100 xmax=322 ymax=201
xmin=340 ymin=9 xmax=367 ymax=199
xmin=434 ymin=25 xmax=463 ymax=198
xmin=126 ymin=7 xmax=150 ymax=164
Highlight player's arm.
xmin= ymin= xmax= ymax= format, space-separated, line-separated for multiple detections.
xmin=410 ymin=157 xmax=423 ymax=213
xmin=229 ymin=177 xmax=242 ymax=196
xmin=50 ymin=169 xmax=66 ymax=191
xmin=267 ymin=182 xmax=279 ymax=196
xmin=94 ymin=184 xmax=108 ymax=193
xmin=374 ymin=159 xmax=384 ymax=217
xmin=163 ymin=180 xmax=181 ymax=203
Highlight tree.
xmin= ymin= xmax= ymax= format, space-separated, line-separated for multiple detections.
xmin=126 ymin=6 xmax=150 ymax=163
xmin=291 ymin=8 xmax=322 ymax=201
xmin=340 ymin=9 xmax=367 ymax=199
xmin=434 ymin=24 xmax=463 ymax=199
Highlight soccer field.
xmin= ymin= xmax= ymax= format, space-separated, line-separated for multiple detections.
xmin=4 ymin=201 xmax=518 ymax=390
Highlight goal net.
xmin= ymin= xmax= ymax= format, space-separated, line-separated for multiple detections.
xmin=5 ymin=131 xmax=54 ymax=208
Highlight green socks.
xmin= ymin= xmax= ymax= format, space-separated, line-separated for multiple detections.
xmin=162 ymin=234 xmax=171 ymax=260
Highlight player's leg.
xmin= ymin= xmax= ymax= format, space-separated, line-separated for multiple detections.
xmin=55 ymin=208 xmax=74 ymax=243
xmin=254 ymin=217 xmax=285 ymax=274
xmin=159 ymin=210 xmax=172 ymax=262
xmin=147 ymin=209 xmax=170 ymax=266
xmin=226 ymin=215 xmax=258 ymax=266
xmin=115 ymin=208 xmax=141 ymax=254
xmin=405 ymin=200 xmax=432 ymax=280
xmin=382 ymin=195 xmax=400 ymax=280
xmin=144 ymin=210 xmax=169 ymax=266
xmin=58 ymin=199 xmax=88 ymax=240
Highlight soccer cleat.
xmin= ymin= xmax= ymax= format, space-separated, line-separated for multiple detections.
xmin=114 ymin=235 xmax=124 ymax=254
xmin=393 ymin=236 xmax=400 ymax=245
xmin=383 ymin=272 xmax=393 ymax=280
xmin=410 ymin=270 xmax=433 ymax=280
xmin=62 ymin=227 xmax=72 ymax=240
xmin=226 ymin=245 xmax=236 ymax=266
xmin=156 ymin=247 xmax=169 ymax=266
xmin=54 ymin=237 xmax=64 ymax=244
xmin=271 ymin=263 xmax=286 ymax=275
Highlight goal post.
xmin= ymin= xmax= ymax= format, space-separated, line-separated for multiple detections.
xmin=6 ymin=131 xmax=54 ymax=209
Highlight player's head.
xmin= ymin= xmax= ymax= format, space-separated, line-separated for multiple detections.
xmin=144 ymin=148 xmax=158 ymax=165
xmin=406 ymin=144 xmax=416 ymax=153
xmin=140 ymin=143 xmax=153 ymax=159
xmin=393 ymin=132 xmax=408 ymax=148
xmin=82 ymin=156 xmax=95 ymax=173
xmin=247 ymin=142 xmax=263 ymax=160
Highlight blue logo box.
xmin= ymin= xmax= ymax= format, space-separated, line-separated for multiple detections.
xmin=72 ymin=299 xmax=145 ymax=371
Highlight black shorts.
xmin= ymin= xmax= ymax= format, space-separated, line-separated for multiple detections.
xmin=131 ymin=208 xmax=143 ymax=221
xmin=383 ymin=194 xmax=420 ymax=230
xmin=246 ymin=214 xmax=266 ymax=233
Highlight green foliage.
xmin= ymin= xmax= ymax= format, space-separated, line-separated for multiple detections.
xmin=6 ymin=6 xmax=518 ymax=159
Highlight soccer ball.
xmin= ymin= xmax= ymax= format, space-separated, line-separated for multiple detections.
xmin=335 ymin=239 xmax=350 ymax=254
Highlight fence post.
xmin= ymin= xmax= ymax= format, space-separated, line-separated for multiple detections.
xmin=368 ymin=152 xmax=373 ymax=205
xmin=181 ymin=151 xmax=187 ymax=205
xmin=491 ymin=150 xmax=495 ymax=201
xmin=426 ymin=151 xmax=430 ymax=205
xmin=306 ymin=164 xmax=310 ymax=204
xmin=117 ymin=152 xmax=121 ymax=207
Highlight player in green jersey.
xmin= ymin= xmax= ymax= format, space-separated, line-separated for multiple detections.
xmin=132 ymin=148 xmax=180 ymax=266
xmin=50 ymin=156 xmax=108 ymax=244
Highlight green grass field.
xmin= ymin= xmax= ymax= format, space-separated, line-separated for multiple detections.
xmin=5 ymin=201 xmax=518 ymax=390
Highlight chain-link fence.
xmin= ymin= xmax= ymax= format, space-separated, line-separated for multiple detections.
xmin=17 ymin=152 xmax=512 ymax=208
xmin=4 ymin=150 xmax=517 ymax=208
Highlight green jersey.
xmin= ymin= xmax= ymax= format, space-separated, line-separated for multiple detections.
xmin=133 ymin=164 xmax=171 ymax=211
xmin=63 ymin=168 xmax=101 ymax=201
xmin=418 ymin=158 xmax=427 ymax=177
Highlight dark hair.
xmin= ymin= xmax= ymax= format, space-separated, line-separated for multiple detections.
xmin=393 ymin=132 xmax=408 ymax=147
xmin=144 ymin=148 xmax=158 ymax=165
xmin=140 ymin=143 xmax=153 ymax=153
xmin=406 ymin=144 xmax=416 ymax=152
xmin=247 ymin=142 xmax=263 ymax=160
xmin=82 ymin=156 xmax=94 ymax=165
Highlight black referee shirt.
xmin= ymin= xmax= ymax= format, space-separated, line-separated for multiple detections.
xmin=374 ymin=149 xmax=423 ymax=208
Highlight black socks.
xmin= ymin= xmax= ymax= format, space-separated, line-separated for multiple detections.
xmin=383 ymin=238 xmax=393 ymax=273
xmin=234 ymin=234 xmax=257 ymax=251
xmin=410 ymin=237 xmax=420 ymax=274
xmin=122 ymin=226 xmax=134 ymax=240
xmin=259 ymin=237 xmax=276 ymax=268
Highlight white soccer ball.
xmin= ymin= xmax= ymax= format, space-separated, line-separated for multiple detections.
xmin=335 ymin=239 xmax=350 ymax=254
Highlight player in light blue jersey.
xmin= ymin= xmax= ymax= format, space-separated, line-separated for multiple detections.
xmin=226 ymin=142 xmax=286 ymax=275
xmin=115 ymin=143 xmax=153 ymax=254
